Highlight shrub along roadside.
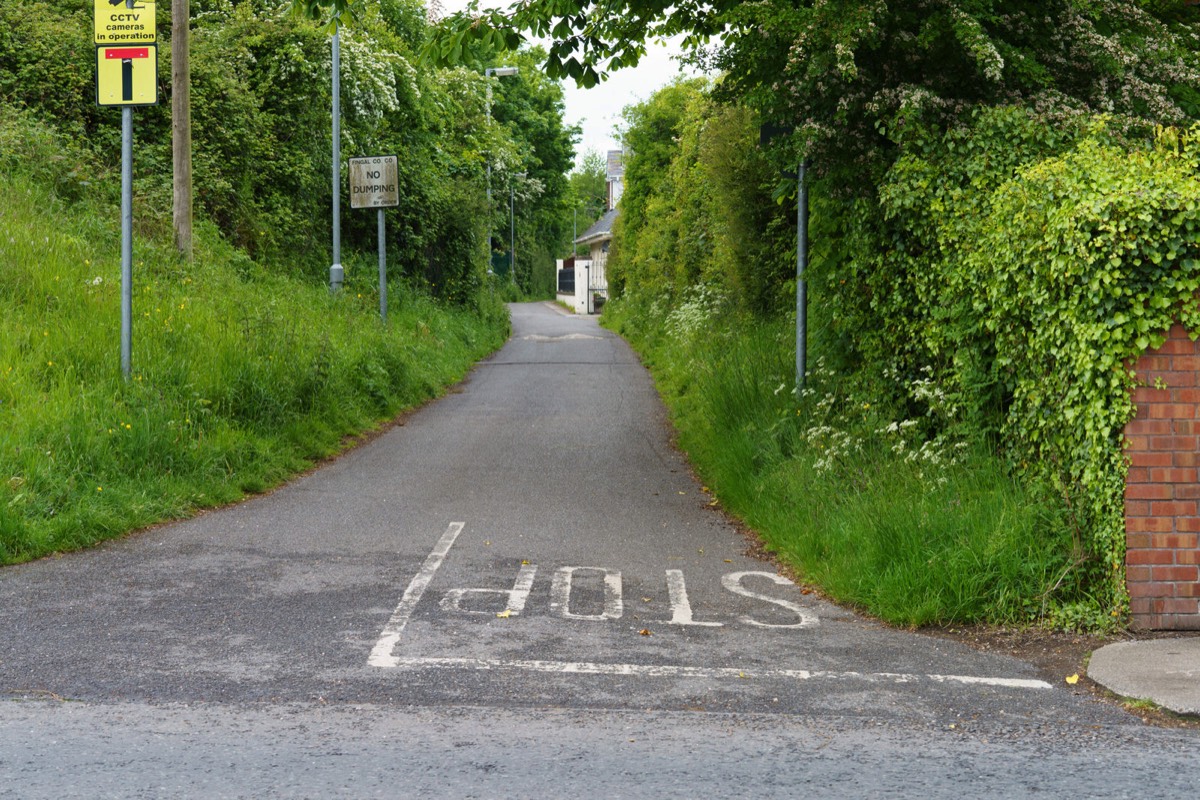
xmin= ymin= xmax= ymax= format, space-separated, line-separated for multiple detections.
xmin=0 ymin=121 xmax=509 ymax=566
xmin=854 ymin=116 xmax=1200 ymax=628
xmin=604 ymin=77 xmax=1200 ymax=629
xmin=603 ymin=299 xmax=1079 ymax=628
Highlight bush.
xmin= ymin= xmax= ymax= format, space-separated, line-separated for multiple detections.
xmin=603 ymin=301 xmax=1073 ymax=626
xmin=607 ymin=79 xmax=1200 ymax=627
xmin=0 ymin=113 xmax=508 ymax=564
xmin=843 ymin=110 xmax=1200 ymax=620
xmin=0 ymin=1 xmax=555 ymax=298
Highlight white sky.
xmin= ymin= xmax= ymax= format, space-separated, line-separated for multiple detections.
xmin=437 ymin=1 xmax=697 ymax=167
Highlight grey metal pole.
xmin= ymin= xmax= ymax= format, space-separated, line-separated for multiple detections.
xmin=330 ymin=27 xmax=343 ymax=292
xmin=171 ymin=0 xmax=192 ymax=261
xmin=510 ymin=182 xmax=516 ymax=286
xmin=486 ymin=87 xmax=492 ymax=264
xmin=485 ymin=79 xmax=492 ymax=212
xmin=483 ymin=68 xmax=517 ymax=275
xmin=378 ymin=208 xmax=387 ymax=323
xmin=120 ymin=107 xmax=133 ymax=380
xmin=796 ymin=160 xmax=809 ymax=390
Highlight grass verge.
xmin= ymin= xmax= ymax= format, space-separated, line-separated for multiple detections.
xmin=603 ymin=297 xmax=1079 ymax=627
xmin=0 ymin=111 xmax=509 ymax=565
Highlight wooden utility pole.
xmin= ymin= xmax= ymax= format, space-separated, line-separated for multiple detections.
xmin=172 ymin=0 xmax=193 ymax=260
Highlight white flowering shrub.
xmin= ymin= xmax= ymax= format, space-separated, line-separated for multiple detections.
xmin=665 ymin=284 xmax=727 ymax=341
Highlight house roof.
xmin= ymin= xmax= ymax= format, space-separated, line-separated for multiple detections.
xmin=575 ymin=208 xmax=618 ymax=245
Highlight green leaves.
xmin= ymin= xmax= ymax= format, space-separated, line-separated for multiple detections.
xmin=290 ymin=0 xmax=359 ymax=30
xmin=871 ymin=111 xmax=1200 ymax=621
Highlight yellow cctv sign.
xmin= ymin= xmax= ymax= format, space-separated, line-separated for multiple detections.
xmin=96 ymin=45 xmax=158 ymax=106
xmin=94 ymin=0 xmax=157 ymax=45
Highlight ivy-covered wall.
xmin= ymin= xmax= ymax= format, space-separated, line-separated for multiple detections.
xmin=853 ymin=114 xmax=1200 ymax=624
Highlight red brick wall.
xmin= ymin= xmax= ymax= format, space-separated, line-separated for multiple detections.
xmin=1125 ymin=323 xmax=1200 ymax=630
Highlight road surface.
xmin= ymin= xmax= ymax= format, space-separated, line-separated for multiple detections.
xmin=1 ymin=302 xmax=1195 ymax=797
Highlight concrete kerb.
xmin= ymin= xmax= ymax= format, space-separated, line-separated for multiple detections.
xmin=1087 ymin=638 xmax=1200 ymax=716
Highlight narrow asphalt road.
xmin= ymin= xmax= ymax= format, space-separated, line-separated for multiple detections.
xmin=1 ymin=302 xmax=1196 ymax=797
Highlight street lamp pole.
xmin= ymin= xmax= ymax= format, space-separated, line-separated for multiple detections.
xmin=330 ymin=23 xmax=343 ymax=292
xmin=484 ymin=66 xmax=518 ymax=269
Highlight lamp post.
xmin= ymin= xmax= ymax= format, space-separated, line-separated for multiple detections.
xmin=484 ymin=66 xmax=518 ymax=268
xmin=330 ymin=23 xmax=343 ymax=292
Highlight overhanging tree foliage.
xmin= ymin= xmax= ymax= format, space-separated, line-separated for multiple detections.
xmin=430 ymin=1 xmax=1200 ymax=180
xmin=4 ymin=0 xmax=576 ymax=300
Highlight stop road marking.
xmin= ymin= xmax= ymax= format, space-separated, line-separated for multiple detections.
xmin=367 ymin=522 xmax=817 ymax=670
xmin=365 ymin=522 xmax=1052 ymax=692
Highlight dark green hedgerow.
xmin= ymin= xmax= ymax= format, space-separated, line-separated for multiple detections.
xmin=849 ymin=112 xmax=1200 ymax=627
xmin=606 ymin=87 xmax=1200 ymax=629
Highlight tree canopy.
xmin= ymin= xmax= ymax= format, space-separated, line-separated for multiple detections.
xmin=425 ymin=1 xmax=1200 ymax=181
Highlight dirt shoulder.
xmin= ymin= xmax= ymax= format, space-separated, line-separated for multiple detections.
xmin=924 ymin=625 xmax=1200 ymax=730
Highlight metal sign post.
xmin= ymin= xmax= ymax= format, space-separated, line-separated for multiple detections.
xmin=95 ymin=0 xmax=158 ymax=380
xmin=349 ymin=155 xmax=400 ymax=322
xmin=377 ymin=208 xmax=386 ymax=321
xmin=121 ymin=108 xmax=133 ymax=379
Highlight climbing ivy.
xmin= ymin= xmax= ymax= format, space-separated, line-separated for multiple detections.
xmin=870 ymin=112 xmax=1200 ymax=623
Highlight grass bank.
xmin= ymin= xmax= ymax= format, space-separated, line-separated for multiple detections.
xmin=604 ymin=296 xmax=1088 ymax=628
xmin=0 ymin=112 xmax=509 ymax=565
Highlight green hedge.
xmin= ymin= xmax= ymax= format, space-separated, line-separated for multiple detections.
xmin=609 ymin=85 xmax=1200 ymax=627
xmin=864 ymin=113 xmax=1200 ymax=625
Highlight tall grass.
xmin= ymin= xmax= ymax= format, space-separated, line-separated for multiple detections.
xmin=605 ymin=299 xmax=1074 ymax=627
xmin=0 ymin=111 xmax=509 ymax=564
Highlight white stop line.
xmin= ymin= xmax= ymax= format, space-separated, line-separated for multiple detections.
xmin=367 ymin=522 xmax=1052 ymax=691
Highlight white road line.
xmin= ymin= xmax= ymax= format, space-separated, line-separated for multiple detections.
xmin=928 ymin=674 xmax=1053 ymax=689
xmin=382 ymin=656 xmax=1053 ymax=690
xmin=368 ymin=522 xmax=465 ymax=668
xmin=523 ymin=333 xmax=604 ymax=341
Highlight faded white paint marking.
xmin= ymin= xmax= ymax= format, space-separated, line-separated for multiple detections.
xmin=382 ymin=656 xmax=1053 ymax=689
xmin=523 ymin=333 xmax=604 ymax=342
xmin=721 ymin=571 xmax=820 ymax=629
xmin=368 ymin=522 xmax=465 ymax=668
xmin=928 ymin=674 xmax=1055 ymax=690
xmin=440 ymin=564 xmax=538 ymax=616
xmin=658 ymin=569 xmax=722 ymax=627
xmin=550 ymin=566 xmax=623 ymax=621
